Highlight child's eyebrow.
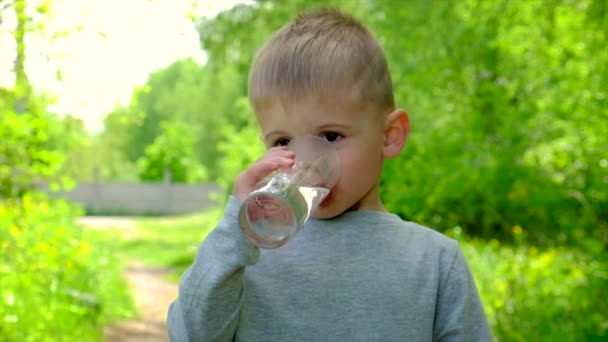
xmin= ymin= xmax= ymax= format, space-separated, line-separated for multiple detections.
xmin=317 ymin=123 xmax=351 ymax=131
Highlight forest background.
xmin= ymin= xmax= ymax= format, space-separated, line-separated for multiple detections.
xmin=1 ymin=0 xmax=607 ymax=340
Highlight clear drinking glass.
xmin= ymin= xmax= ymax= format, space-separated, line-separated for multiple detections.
xmin=239 ymin=135 xmax=340 ymax=248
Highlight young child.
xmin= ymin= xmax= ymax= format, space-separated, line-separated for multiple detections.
xmin=168 ymin=8 xmax=490 ymax=341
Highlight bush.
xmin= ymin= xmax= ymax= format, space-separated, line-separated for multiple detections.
xmin=0 ymin=109 xmax=65 ymax=197
xmin=0 ymin=194 xmax=135 ymax=341
xmin=455 ymin=229 xmax=608 ymax=341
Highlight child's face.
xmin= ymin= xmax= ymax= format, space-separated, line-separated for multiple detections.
xmin=255 ymin=91 xmax=388 ymax=218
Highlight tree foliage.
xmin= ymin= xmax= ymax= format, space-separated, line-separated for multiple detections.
xmin=137 ymin=120 xmax=207 ymax=183
xmin=0 ymin=0 xmax=84 ymax=197
xmin=98 ymin=57 xmax=244 ymax=182
xmin=371 ymin=0 xmax=608 ymax=245
xmin=0 ymin=100 xmax=65 ymax=197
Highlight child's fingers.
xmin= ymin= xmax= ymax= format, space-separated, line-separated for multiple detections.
xmin=256 ymin=148 xmax=295 ymax=172
xmin=247 ymin=159 xmax=279 ymax=182
xmin=248 ymin=156 xmax=294 ymax=182
xmin=266 ymin=147 xmax=295 ymax=160
xmin=232 ymin=151 xmax=295 ymax=199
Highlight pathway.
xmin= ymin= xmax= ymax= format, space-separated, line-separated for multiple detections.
xmin=78 ymin=217 xmax=178 ymax=342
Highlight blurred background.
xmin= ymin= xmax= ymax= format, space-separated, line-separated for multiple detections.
xmin=1 ymin=0 xmax=606 ymax=341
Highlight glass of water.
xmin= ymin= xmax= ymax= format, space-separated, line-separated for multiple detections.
xmin=239 ymin=135 xmax=340 ymax=248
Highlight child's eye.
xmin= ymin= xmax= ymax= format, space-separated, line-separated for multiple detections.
xmin=273 ymin=138 xmax=291 ymax=147
xmin=321 ymin=132 xmax=343 ymax=143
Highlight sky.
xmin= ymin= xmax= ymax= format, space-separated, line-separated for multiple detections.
xmin=0 ymin=0 xmax=246 ymax=131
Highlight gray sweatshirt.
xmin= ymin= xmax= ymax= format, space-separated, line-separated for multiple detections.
xmin=167 ymin=197 xmax=491 ymax=341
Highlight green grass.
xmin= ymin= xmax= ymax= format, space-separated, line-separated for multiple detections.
xmin=93 ymin=207 xmax=222 ymax=282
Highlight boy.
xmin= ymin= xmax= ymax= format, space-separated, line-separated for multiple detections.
xmin=168 ymin=8 xmax=490 ymax=341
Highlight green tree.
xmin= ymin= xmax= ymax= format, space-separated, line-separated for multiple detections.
xmin=99 ymin=58 xmax=241 ymax=182
xmin=137 ymin=120 xmax=207 ymax=183
xmin=0 ymin=0 xmax=72 ymax=197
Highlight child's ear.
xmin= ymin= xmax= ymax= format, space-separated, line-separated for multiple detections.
xmin=382 ymin=109 xmax=410 ymax=159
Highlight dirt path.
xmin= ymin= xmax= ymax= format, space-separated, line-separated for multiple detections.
xmin=78 ymin=217 xmax=178 ymax=342
xmin=103 ymin=262 xmax=177 ymax=342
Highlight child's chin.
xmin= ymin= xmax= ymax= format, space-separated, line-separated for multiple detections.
xmin=313 ymin=205 xmax=342 ymax=220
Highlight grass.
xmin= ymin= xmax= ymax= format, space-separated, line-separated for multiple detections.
xmin=92 ymin=207 xmax=222 ymax=282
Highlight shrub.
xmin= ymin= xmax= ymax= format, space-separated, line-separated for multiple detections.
xmin=0 ymin=194 xmax=135 ymax=341
xmin=456 ymin=230 xmax=608 ymax=341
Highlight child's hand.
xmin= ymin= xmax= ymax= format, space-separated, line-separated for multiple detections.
xmin=232 ymin=146 xmax=295 ymax=199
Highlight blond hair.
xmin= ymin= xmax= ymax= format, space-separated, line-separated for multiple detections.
xmin=248 ymin=8 xmax=394 ymax=112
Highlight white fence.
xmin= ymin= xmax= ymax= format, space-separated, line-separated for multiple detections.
xmin=47 ymin=182 xmax=222 ymax=216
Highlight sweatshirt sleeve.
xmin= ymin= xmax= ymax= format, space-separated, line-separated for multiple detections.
xmin=433 ymin=243 xmax=492 ymax=342
xmin=167 ymin=196 xmax=260 ymax=342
